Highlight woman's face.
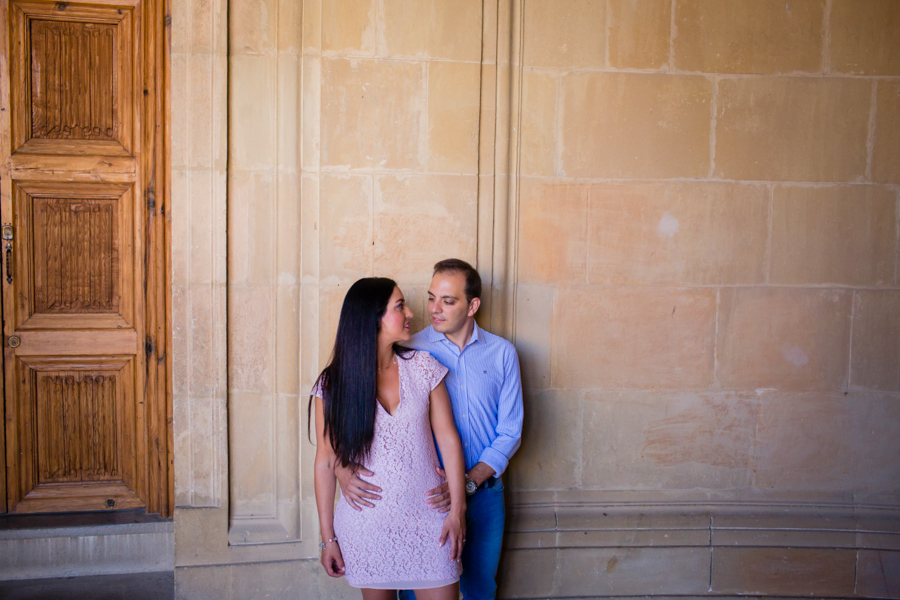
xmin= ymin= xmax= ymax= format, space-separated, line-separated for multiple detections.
xmin=379 ymin=286 xmax=414 ymax=345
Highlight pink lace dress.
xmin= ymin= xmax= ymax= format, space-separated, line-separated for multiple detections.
xmin=313 ymin=351 xmax=461 ymax=590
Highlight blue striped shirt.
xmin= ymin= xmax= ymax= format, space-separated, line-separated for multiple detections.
xmin=409 ymin=322 xmax=524 ymax=477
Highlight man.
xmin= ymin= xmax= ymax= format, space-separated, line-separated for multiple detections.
xmin=335 ymin=259 xmax=524 ymax=599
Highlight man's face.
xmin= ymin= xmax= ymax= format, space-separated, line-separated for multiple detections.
xmin=427 ymin=271 xmax=478 ymax=336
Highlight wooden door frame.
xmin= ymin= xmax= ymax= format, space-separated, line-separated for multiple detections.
xmin=0 ymin=0 xmax=172 ymax=517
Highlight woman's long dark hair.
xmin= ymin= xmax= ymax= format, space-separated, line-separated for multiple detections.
xmin=308 ymin=277 xmax=414 ymax=467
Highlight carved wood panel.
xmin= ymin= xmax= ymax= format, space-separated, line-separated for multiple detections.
xmin=33 ymin=198 xmax=120 ymax=314
xmin=30 ymin=20 xmax=118 ymax=141
xmin=2 ymin=0 xmax=171 ymax=517
xmin=37 ymin=372 xmax=119 ymax=483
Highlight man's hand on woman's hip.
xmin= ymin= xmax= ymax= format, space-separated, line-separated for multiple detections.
xmin=333 ymin=463 xmax=382 ymax=511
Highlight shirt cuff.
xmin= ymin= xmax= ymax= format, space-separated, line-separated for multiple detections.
xmin=478 ymin=447 xmax=510 ymax=478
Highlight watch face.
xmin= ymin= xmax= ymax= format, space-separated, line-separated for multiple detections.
xmin=466 ymin=480 xmax=478 ymax=495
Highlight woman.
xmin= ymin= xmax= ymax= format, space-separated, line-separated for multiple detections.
xmin=311 ymin=277 xmax=467 ymax=600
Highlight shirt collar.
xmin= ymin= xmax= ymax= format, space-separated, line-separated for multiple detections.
xmin=421 ymin=321 xmax=483 ymax=348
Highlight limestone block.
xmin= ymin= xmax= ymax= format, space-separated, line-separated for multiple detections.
xmin=373 ymin=174 xmax=477 ymax=282
xmin=555 ymin=506 xmax=709 ymax=530
xmin=382 ymin=0 xmax=482 ymax=62
xmin=176 ymin=560 xmax=328 ymax=600
xmin=188 ymin=54 xmax=217 ymax=171
xmin=276 ymin=0 xmax=302 ymax=52
xmin=322 ymin=0 xmax=376 ymax=55
xmin=190 ymin=286 xmax=216 ymax=396
xmin=830 ymin=0 xmax=900 ymax=75
xmin=770 ymin=185 xmax=896 ymax=286
xmin=229 ymin=0 xmax=277 ymax=55
xmin=229 ymin=391 xmax=277 ymax=517
xmin=401 ymin=284 xmax=427 ymax=335
xmin=246 ymin=172 xmax=277 ymax=287
xmin=302 ymin=0 xmax=321 ymax=51
xmin=229 ymin=55 xmax=277 ymax=171
xmin=588 ymin=181 xmax=768 ymax=285
xmin=427 ymin=61 xmax=481 ymax=175
xmin=713 ymin=527 xmax=856 ymax=549
xmin=561 ymin=73 xmax=712 ymax=179
xmin=752 ymin=392 xmax=851 ymax=491
xmin=300 ymin=173 xmax=321 ymax=280
xmin=513 ymin=389 xmax=583 ymax=490
xmin=873 ymin=81 xmax=900 ymax=183
xmin=228 ymin=286 xmax=274 ymax=394
xmin=582 ymin=390 xmax=756 ymax=489
xmin=851 ymin=291 xmax=900 ymax=391
xmin=520 ymin=70 xmax=558 ymax=177
xmin=552 ymin=286 xmax=717 ymax=389
xmin=173 ymin=394 xmax=191 ymax=506
xmin=518 ymin=178 xmax=588 ymax=285
xmin=857 ymin=550 xmax=900 ymax=597
xmin=321 ymin=58 xmax=424 ymax=170
xmin=523 ymin=0 xmax=605 ymax=68
xmin=170 ymin=55 xmax=189 ymax=170
xmin=319 ymin=284 xmax=350 ymax=366
xmin=176 ymin=564 xmax=231 ymax=600
xmin=478 ymin=65 xmax=498 ymax=175
xmin=277 ymin=56 xmax=300 ymax=171
xmin=497 ymin=549 xmax=558 ymax=598
xmin=608 ymin=0 xmax=671 ymax=70
xmin=715 ymin=287 xmax=852 ymax=391
xmin=301 ymin=55 xmax=322 ymax=172
xmin=849 ymin=392 xmax=900 ymax=494
xmin=319 ymin=174 xmax=373 ymax=282
xmin=276 ymin=171 xmax=301 ymax=282
xmin=711 ymin=547 xmax=857 ymax=596
xmin=171 ymin=170 xmax=190 ymax=287
xmin=555 ymin=546 xmax=710 ymax=596
xmin=188 ymin=396 xmax=220 ymax=507
xmin=673 ymin=0 xmax=825 ymax=74
xmin=555 ymin=528 xmax=710 ymax=548
xmin=173 ymin=286 xmax=189 ymax=396
xmin=506 ymin=506 xmax=557 ymax=532
xmin=188 ymin=170 xmax=214 ymax=286
xmin=715 ymin=77 xmax=871 ymax=182
xmin=514 ymin=284 xmax=554 ymax=391
xmin=275 ymin=285 xmax=300 ymax=396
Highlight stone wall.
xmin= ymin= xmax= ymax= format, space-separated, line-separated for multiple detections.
xmin=171 ymin=0 xmax=900 ymax=597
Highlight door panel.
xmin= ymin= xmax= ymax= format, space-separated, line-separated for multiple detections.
xmin=1 ymin=0 xmax=170 ymax=516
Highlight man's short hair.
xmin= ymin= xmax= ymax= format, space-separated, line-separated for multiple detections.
xmin=433 ymin=258 xmax=482 ymax=303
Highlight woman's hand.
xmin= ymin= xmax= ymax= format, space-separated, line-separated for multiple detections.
xmin=321 ymin=542 xmax=346 ymax=577
xmin=439 ymin=507 xmax=466 ymax=562
xmin=425 ymin=467 xmax=451 ymax=513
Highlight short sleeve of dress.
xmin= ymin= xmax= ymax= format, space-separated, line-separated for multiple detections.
xmin=310 ymin=377 xmax=325 ymax=399
xmin=417 ymin=352 xmax=449 ymax=392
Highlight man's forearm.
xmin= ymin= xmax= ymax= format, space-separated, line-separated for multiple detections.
xmin=467 ymin=462 xmax=496 ymax=487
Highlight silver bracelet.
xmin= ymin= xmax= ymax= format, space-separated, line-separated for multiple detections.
xmin=319 ymin=536 xmax=338 ymax=549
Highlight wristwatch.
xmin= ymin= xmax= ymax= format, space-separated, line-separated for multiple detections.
xmin=465 ymin=475 xmax=477 ymax=496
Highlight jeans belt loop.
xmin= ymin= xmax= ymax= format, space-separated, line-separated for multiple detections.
xmin=480 ymin=476 xmax=501 ymax=490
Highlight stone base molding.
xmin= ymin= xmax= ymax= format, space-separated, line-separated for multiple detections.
xmin=500 ymin=494 xmax=900 ymax=599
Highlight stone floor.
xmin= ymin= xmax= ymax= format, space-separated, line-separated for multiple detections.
xmin=0 ymin=571 xmax=174 ymax=600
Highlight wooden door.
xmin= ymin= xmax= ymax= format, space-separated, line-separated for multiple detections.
xmin=0 ymin=0 xmax=171 ymax=515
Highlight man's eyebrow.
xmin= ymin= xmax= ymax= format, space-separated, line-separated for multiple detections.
xmin=428 ymin=291 xmax=459 ymax=299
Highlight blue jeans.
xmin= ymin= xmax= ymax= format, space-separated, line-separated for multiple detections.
xmin=399 ymin=479 xmax=505 ymax=600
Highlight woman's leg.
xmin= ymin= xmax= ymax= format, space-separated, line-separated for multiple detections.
xmin=361 ymin=589 xmax=397 ymax=600
xmin=412 ymin=582 xmax=459 ymax=600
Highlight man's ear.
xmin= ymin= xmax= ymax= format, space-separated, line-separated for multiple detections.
xmin=468 ymin=297 xmax=481 ymax=317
